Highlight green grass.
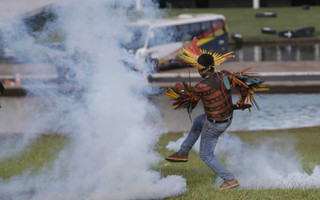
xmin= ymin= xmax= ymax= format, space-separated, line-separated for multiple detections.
xmin=0 ymin=134 xmax=69 ymax=180
xmin=24 ymin=6 xmax=320 ymax=44
xmin=155 ymin=126 xmax=320 ymax=200
xmin=0 ymin=127 xmax=320 ymax=199
xmin=165 ymin=7 xmax=320 ymax=40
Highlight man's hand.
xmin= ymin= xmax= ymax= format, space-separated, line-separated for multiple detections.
xmin=236 ymin=100 xmax=244 ymax=108
xmin=233 ymin=103 xmax=252 ymax=110
xmin=175 ymin=82 xmax=185 ymax=94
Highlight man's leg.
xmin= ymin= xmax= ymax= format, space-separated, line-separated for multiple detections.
xmin=165 ymin=113 xmax=206 ymax=162
xmin=178 ymin=113 xmax=206 ymax=155
xmin=199 ymin=120 xmax=239 ymax=189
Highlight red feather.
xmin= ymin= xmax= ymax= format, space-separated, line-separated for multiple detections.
xmin=184 ymin=42 xmax=196 ymax=56
xmin=241 ymin=67 xmax=252 ymax=74
xmin=191 ymin=37 xmax=201 ymax=56
xmin=235 ymin=78 xmax=249 ymax=88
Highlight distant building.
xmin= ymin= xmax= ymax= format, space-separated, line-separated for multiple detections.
xmin=158 ymin=0 xmax=320 ymax=8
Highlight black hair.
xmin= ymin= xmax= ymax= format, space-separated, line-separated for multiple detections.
xmin=197 ymin=54 xmax=214 ymax=67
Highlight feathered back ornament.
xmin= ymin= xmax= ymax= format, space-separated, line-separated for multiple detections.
xmin=178 ymin=37 xmax=234 ymax=70
xmin=164 ymin=81 xmax=199 ymax=122
xmin=231 ymin=68 xmax=269 ymax=111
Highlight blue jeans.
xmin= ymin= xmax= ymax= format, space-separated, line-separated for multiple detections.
xmin=178 ymin=113 xmax=235 ymax=181
xmin=178 ymin=114 xmax=206 ymax=155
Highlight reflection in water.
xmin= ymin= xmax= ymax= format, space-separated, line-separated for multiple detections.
xmin=1 ymin=93 xmax=320 ymax=134
xmin=230 ymin=93 xmax=320 ymax=131
xmin=231 ymin=43 xmax=320 ymax=62
xmin=155 ymin=93 xmax=320 ymax=132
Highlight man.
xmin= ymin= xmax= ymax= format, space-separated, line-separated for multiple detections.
xmin=0 ymin=81 xmax=4 ymax=108
xmin=0 ymin=81 xmax=4 ymax=96
xmin=164 ymin=38 xmax=253 ymax=190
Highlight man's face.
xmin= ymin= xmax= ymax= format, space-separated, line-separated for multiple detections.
xmin=198 ymin=69 xmax=208 ymax=79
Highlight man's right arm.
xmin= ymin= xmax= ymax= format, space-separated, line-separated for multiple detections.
xmin=192 ymin=82 xmax=206 ymax=102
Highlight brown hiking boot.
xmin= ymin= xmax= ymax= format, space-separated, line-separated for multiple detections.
xmin=165 ymin=152 xmax=188 ymax=162
xmin=219 ymin=179 xmax=239 ymax=190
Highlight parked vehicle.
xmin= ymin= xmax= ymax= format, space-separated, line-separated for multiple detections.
xmin=123 ymin=13 xmax=229 ymax=71
xmin=278 ymin=26 xmax=315 ymax=38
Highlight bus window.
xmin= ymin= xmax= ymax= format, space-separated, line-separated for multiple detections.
xmin=122 ymin=25 xmax=148 ymax=52
xmin=221 ymin=20 xmax=227 ymax=34
xmin=148 ymin=26 xmax=176 ymax=48
xmin=200 ymin=21 xmax=213 ymax=37
xmin=190 ymin=23 xmax=201 ymax=38
xmin=212 ymin=19 xmax=221 ymax=28
xmin=176 ymin=24 xmax=191 ymax=42
xmin=201 ymin=21 xmax=212 ymax=32
xmin=212 ymin=19 xmax=226 ymax=35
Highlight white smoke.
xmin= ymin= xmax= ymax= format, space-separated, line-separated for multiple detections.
xmin=166 ymin=132 xmax=320 ymax=189
xmin=0 ymin=0 xmax=186 ymax=199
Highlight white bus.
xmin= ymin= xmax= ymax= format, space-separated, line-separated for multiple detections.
xmin=123 ymin=13 xmax=229 ymax=71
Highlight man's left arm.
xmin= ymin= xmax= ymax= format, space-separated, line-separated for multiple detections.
xmin=221 ymin=70 xmax=249 ymax=109
xmin=235 ymin=85 xmax=248 ymax=108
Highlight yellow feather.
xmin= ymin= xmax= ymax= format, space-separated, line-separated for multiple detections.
xmin=164 ymin=92 xmax=177 ymax=99
xmin=251 ymin=96 xmax=260 ymax=110
xmin=254 ymin=88 xmax=269 ymax=92
xmin=199 ymin=49 xmax=207 ymax=54
xmin=248 ymin=89 xmax=254 ymax=95
xmin=164 ymin=88 xmax=179 ymax=99
xmin=178 ymin=54 xmax=197 ymax=64
xmin=177 ymin=43 xmax=233 ymax=69
xmin=183 ymin=48 xmax=198 ymax=60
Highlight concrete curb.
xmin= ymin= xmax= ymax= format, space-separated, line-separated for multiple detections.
xmin=1 ymin=61 xmax=320 ymax=96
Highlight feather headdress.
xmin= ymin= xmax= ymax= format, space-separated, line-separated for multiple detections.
xmin=178 ymin=37 xmax=234 ymax=70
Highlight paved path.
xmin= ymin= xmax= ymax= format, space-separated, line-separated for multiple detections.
xmin=0 ymin=61 xmax=320 ymax=96
xmin=149 ymin=61 xmax=320 ymax=93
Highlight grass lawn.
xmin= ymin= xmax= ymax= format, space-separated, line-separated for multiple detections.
xmin=155 ymin=126 xmax=320 ymax=200
xmin=0 ymin=127 xmax=319 ymax=199
xmin=165 ymin=7 xmax=320 ymax=40
xmin=0 ymin=134 xmax=68 ymax=180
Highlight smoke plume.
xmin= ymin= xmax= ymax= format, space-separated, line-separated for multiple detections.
xmin=167 ymin=132 xmax=320 ymax=189
xmin=0 ymin=0 xmax=186 ymax=199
